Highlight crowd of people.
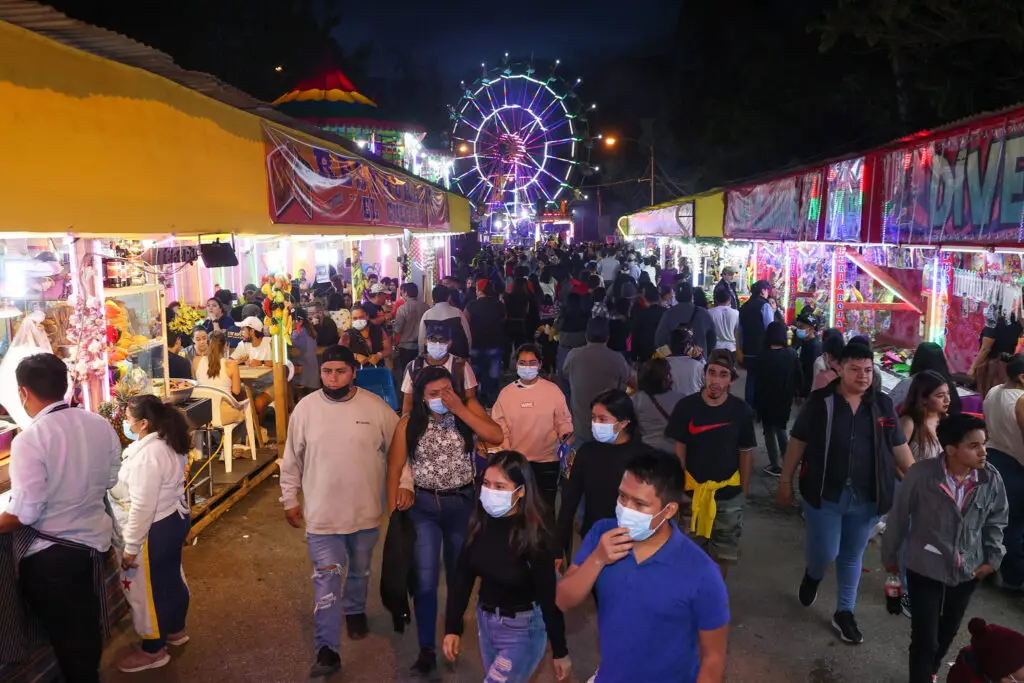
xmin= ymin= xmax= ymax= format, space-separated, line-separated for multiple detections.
xmin=3 ymin=240 xmax=1024 ymax=683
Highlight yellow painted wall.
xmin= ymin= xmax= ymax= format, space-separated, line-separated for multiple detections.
xmin=694 ymin=191 xmax=725 ymax=238
xmin=0 ymin=22 xmax=468 ymax=237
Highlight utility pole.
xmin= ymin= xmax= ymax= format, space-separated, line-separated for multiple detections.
xmin=649 ymin=142 xmax=655 ymax=206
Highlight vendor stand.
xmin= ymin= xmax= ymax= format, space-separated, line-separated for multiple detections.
xmin=0 ymin=8 xmax=472 ymax=680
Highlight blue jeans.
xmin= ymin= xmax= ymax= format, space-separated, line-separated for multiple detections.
xmin=408 ymin=486 xmax=474 ymax=649
xmin=987 ymin=448 xmax=1024 ymax=586
xmin=477 ymin=604 xmax=547 ymax=683
xmin=470 ymin=347 xmax=503 ymax=407
xmin=802 ymin=487 xmax=878 ymax=613
xmin=306 ymin=528 xmax=380 ymax=652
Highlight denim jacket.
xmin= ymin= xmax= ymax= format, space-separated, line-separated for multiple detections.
xmin=881 ymin=457 xmax=1008 ymax=586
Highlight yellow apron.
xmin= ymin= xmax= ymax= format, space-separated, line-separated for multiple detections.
xmin=685 ymin=470 xmax=741 ymax=538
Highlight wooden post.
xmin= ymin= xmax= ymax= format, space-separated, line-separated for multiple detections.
xmin=272 ymin=330 xmax=289 ymax=458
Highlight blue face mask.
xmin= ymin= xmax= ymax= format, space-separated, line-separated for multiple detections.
xmin=427 ymin=397 xmax=448 ymax=414
xmin=517 ymin=365 xmax=539 ymax=381
xmin=480 ymin=485 xmax=522 ymax=518
xmin=795 ymin=328 xmax=809 ymax=340
xmin=616 ymin=501 xmax=667 ymax=542
xmin=592 ymin=421 xmax=619 ymax=443
xmin=122 ymin=420 xmax=139 ymax=442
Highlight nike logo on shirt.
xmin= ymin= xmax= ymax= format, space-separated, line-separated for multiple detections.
xmin=688 ymin=420 xmax=731 ymax=435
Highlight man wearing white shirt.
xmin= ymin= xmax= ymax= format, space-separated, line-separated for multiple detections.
xmin=708 ymin=287 xmax=741 ymax=352
xmin=232 ymin=316 xmax=274 ymax=367
xmin=0 ymin=353 xmax=121 ymax=683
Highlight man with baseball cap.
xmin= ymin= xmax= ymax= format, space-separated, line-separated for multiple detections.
xmin=362 ymin=283 xmax=390 ymax=326
xmin=666 ymin=349 xmax=756 ymax=577
xmin=713 ymin=267 xmax=740 ymax=310
xmin=231 ymin=284 xmax=261 ymax=322
xmin=233 ymin=316 xmax=274 ymax=418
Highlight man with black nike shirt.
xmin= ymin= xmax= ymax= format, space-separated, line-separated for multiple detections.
xmin=666 ymin=349 xmax=755 ymax=577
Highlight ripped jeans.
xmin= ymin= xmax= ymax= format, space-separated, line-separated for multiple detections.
xmin=478 ymin=604 xmax=547 ymax=683
xmin=306 ymin=528 xmax=379 ymax=653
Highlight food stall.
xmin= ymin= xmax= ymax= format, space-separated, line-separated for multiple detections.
xmin=0 ymin=8 xmax=473 ymax=680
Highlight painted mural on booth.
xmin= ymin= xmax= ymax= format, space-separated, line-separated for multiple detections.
xmin=881 ymin=116 xmax=1024 ymax=244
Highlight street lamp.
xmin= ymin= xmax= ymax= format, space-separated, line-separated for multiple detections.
xmin=600 ymin=135 xmax=655 ymax=206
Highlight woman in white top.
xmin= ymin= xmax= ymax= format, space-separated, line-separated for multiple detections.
xmin=193 ymin=330 xmax=245 ymax=424
xmin=109 ymin=395 xmax=191 ymax=673
xmin=898 ymin=369 xmax=950 ymax=462
xmin=981 ymin=353 xmax=1024 ymax=589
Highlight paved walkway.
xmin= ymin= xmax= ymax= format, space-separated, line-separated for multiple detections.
xmin=96 ymin=461 xmax=1024 ymax=683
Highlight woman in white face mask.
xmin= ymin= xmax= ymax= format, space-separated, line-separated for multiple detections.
xmin=341 ymin=304 xmax=392 ymax=367
xmin=555 ymin=389 xmax=654 ymax=558
xmin=441 ymin=450 xmax=572 ymax=682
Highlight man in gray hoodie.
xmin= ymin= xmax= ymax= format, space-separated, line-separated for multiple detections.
xmin=882 ymin=413 xmax=1008 ymax=683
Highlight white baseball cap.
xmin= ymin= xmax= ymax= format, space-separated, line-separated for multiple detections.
xmin=239 ymin=316 xmax=264 ymax=333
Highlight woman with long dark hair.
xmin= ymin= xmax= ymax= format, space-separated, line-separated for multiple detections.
xmin=632 ymin=357 xmax=686 ymax=453
xmin=443 ymin=451 xmax=571 ymax=682
xmin=889 ymin=342 xmax=963 ymax=415
xmin=109 ymin=395 xmax=191 ymax=672
xmin=385 ymin=366 xmax=502 ymax=677
xmin=899 ymin=369 xmax=950 ymax=463
xmin=556 ymin=389 xmax=653 ymax=554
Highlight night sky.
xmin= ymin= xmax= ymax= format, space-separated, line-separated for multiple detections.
xmin=330 ymin=0 xmax=681 ymax=82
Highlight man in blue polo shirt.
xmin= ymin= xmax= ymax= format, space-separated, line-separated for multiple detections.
xmin=556 ymin=451 xmax=730 ymax=683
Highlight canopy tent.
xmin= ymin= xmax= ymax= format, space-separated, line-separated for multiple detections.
xmin=273 ymin=67 xmax=424 ymax=166
xmin=0 ymin=12 xmax=466 ymax=238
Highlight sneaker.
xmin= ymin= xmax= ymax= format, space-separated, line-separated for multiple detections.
xmin=309 ymin=646 xmax=341 ymax=678
xmin=410 ymin=647 xmax=437 ymax=676
xmin=832 ymin=610 xmax=864 ymax=644
xmin=345 ymin=613 xmax=369 ymax=640
xmin=117 ymin=645 xmax=171 ymax=673
xmin=798 ymin=571 xmax=820 ymax=607
xmin=761 ymin=465 xmax=782 ymax=477
xmin=901 ymin=593 xmax=912 ymax=619
xmin=166 ymin=629 xmax=190 ymax=646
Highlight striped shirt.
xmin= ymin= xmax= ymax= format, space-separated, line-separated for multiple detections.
xmin=941 ymin=460 xmax=979 ymax=510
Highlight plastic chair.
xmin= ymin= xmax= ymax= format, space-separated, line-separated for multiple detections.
xmin=192 ymin=386 xmax=257 ymax=474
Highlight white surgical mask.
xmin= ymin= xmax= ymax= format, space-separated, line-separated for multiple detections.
xmin=517 ymin=365 xmax=539 ymax=381
xmin=428 ymin=397 xmax=448 ymax=414
xmin=592 ymin=421 xmax=619 ymax=443
xmin=351 ymin=319 xmax=368 ymax=331
xmin=480 ymin=485 xmax=522 ymax=518
xmin=616 ymin=501 xmax=667 ymax=542
xmin=426 ymin=341 xmax=449 ymax=360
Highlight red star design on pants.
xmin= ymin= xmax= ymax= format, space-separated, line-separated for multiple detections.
xmin=122 ymin=578 xmax=132 ymax=591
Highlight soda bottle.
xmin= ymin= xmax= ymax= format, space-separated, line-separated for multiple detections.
xmin=885 ymin=574 xmax=902 ymax=615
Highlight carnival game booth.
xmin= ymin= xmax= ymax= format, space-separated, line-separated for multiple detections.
xmin=868 ymin=106 xmax=1024 ymax=382
xmin=619 ymin=190 xmax=727 ymax=289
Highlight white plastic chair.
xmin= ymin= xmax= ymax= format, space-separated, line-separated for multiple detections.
xmin=192 ymin=386 xmax=257 ymax=474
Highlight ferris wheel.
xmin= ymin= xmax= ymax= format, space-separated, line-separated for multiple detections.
xmin=449 ymin=56 xmax=592 ymax=224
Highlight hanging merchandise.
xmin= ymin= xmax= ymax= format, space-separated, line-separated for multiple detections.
xmin=0 ymin=311 xmax=61 ymax=429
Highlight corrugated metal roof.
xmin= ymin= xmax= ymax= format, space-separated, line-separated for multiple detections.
xmin=0 ymin=0 xmax=459 ymax=195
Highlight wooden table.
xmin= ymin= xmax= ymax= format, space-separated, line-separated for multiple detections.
xmin=238 ymin=366 xmax=272 ymax=446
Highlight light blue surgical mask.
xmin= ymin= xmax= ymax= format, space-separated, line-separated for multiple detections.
xmin=480 ymin=485 xmax=522 ymax=518
xmin=428 ymin=397 xmax=448 ymax=414
xmin=426 ymin=341 xmax=449 ymax=360
xmin=122 ymin=420 xmax=139 ymax=442
xmin=592 ymin=421 xmax=619 ymax=443
xmin=517 ymin=365 xmax=539 ymax=381
xmin=616 ymin=501 xmax=667 ymax=542
xmin=795 ymin=328 xmax=809 ymax=339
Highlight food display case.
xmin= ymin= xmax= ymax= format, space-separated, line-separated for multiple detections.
xmin=104 ymin=283 xmax=172 ymax=401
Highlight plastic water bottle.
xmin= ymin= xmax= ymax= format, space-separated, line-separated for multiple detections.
xmin=885 ymin=574 xmax=902 ymax=615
